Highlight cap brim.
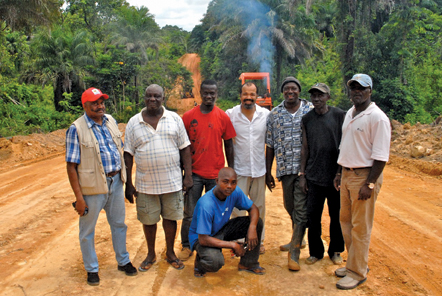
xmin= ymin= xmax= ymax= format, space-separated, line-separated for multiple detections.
xmin=308 ymin=87 xmax=328 ymax=94
xmin=347 ymin=79 xmax=370 ymax=87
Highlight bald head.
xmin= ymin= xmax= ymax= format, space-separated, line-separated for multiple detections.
xmin=214 ymin=167 xmax=237 ymax=200
xmin=145 ymin=84 xmax=164 ymax=96
xmin=218 ymin=167 xmax=237 ymax=180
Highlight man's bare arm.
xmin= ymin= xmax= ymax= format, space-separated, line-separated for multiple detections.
xmin=67 ymin=162 xmax=87 ymax=216
xmin=124 ymin=151 xmax=136 ymax=203
xmin=179 ymin=145 xmax=193 ymax=191
xmin=224 ymin=138 xmax=234 ymax=168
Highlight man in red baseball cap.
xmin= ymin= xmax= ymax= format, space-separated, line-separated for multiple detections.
xmin=66 ymin=87 xmax=137 ymax=286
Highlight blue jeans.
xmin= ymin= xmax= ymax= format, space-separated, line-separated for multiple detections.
xmin=181 ymin=174 xmax=216 ymax=249
xmin=79 ymin=173 xmax=130 ymax=272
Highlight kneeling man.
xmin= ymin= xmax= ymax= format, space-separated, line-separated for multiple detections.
xmin=189 ymin=167 xmax=265 ymax=277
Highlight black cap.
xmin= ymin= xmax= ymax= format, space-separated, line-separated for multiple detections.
xmin=281 ymin=76 xmax=301 ymax=93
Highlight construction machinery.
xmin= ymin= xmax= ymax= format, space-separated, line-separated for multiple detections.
xmin=239 ymin=72 xmax=273 ymax=110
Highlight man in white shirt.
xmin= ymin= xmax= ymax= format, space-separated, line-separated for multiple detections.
xmin=334 ymin=74 xmax=391 ymax=290
xmin=124 ymin=84 xmax=193 ymax=272
xmin=226 ymin=82 xmax=270 ymax=254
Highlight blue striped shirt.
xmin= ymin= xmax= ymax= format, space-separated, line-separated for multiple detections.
xmin=65 ymin=114 xmax=122 ymax=174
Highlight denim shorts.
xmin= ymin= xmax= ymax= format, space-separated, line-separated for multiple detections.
xmin=136 ymin=191 xmax=184 ymax=225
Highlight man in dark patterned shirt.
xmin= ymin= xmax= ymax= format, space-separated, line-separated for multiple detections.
xmin=265 ymin=77 xmax=313 ymax=271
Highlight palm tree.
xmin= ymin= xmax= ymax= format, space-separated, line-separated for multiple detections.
xmin=0 ymin=0 xmax=59 ymax=32
xmin=213 ymin=0 xmax=317 ymax=88
xmin=33 ymin=26 xmax=94 ymax=111
xmin=110 ymin=6 xmax=161 ymax=65
xmin=109 ymin=6 xmax=161 ymax=102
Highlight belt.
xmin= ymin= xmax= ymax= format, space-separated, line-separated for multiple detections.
xmin=343 ymin=167 xmax=371 ymax=171
xmin=106 ymin=170 xmax=120 ymax=177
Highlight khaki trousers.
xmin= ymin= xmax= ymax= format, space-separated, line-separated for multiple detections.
xmin=231 ymin=175 xmax=266 ymax=243
xmin=340 ymin=168 xmax=383 ymax=281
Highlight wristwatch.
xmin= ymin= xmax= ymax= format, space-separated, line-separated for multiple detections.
xmin=298 ymin=172 xmax=305 ymax=177
xmin=366 ymin=182 xmax=375 ymax=190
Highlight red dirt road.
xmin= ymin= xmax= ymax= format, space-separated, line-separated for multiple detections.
xmin=0 ymin=150 xmax=441 ymax=295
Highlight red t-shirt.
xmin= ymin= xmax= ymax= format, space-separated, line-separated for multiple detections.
xmin=182 ymin=106 xmax=236 ymax=179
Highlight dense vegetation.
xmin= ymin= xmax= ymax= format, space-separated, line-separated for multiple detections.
xmin=0 ymin=0 xmax=193 ymax=136
xmin=1 ymin=0 xmax=442 ymax=136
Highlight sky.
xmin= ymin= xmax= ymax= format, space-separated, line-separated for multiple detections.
xmin=127 ymin=0 xmax=211 ymax=31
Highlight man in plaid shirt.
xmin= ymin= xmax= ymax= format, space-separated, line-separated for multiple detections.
xmin=66 ymin=88 xmax=137 ymax=286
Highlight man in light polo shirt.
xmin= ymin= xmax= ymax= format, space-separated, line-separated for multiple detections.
xmin=124 ymin=84 xmax=193 ymax=272
xmin=333 ymin=74 xmax=391 ymax=290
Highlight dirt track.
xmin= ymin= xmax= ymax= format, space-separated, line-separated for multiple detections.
xmin=0 ymin=148 xmax=441 ymax=295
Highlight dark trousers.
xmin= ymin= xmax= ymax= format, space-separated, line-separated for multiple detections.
xmin=194 ymin=216 xmax=263 ymax=272
xmin=181 ymin=174 xmax=216 ymax=249
xmin=306 ymin=181 xmax=344 ymax=259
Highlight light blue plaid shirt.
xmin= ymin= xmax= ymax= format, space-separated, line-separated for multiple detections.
xmin=65 ymin=114 xmax=122 ymax=174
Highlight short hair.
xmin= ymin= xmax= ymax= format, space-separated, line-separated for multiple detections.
xmin=241 ymin=82 xmax=259 ymax=95
xmin=201 ymin=79 xmax=217 ymax=90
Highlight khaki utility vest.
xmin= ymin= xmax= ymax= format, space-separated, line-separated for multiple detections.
xmin=73 ymin=114 xmax=126 ymax=195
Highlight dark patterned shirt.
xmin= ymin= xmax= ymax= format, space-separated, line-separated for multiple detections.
xmin=266 ymin=99 xmax=313 ymax=178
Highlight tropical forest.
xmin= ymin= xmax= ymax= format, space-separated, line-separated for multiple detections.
xmin=1 ymin=0 xmax=442 ymax=137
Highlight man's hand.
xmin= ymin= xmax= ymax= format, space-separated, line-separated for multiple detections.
xmin=246 ymin=226 xmax=259 ymax=251
xmin=75 ymin=199 xmax=88 ymax=216
xmin=231 ymin=242 xmax=246 ymax=257
xmin=358 ymin=184 xmax=373 ymax=200
xmin=183 ymin=175 xmax=193 ymax=194
xmin=125 ymin=182 xmax=137 ymax=204
xmin=299 ymin=176 xmax=308 ymax=194
xmin=265 ymin=173 xmax=275 ymax=192
xmin=333 ymin=174 xmax=341 ymax=191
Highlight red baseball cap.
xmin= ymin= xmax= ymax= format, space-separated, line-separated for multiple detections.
xmin=81 ymin=87 xmax=109 ymax=105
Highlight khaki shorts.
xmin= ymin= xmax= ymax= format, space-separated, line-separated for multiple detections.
xmin=136 ymin=191 xmax=184 ymax=225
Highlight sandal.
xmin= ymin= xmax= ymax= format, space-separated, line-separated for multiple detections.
xmin=238 ymin=264 xmax=266 ymax=275
xmin=166 ymin=258 xmax=185 ymax=270
xmin=194 ymin=268 xmax=206 ymax=278
xmin=138 ymin=257 xmax=156 ymax=272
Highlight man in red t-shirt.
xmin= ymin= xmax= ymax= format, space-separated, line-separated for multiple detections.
xmin=179 ymin=79 xmax=236 ymax=261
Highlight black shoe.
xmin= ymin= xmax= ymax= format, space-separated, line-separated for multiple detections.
xmin=87 ymin=272 xmax=100 ymax=286
xmin=118 ymin=262 xmax=138 ymax=276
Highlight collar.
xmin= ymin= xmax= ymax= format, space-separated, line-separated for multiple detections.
xmin=84 ymin=113 xmax=107 ymax=128
xmin=234 ymin=104 xmax=267 ymax=115
xmin=137 ymin=106 xmax=168 ymax=123
xmin=278 ymin=99 xmax=307 ymax=111
xmin=350 ymin=102 xmax=376 ymax=118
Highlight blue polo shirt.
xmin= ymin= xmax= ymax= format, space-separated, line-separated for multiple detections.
xmin=188 ymin=186 xmax=253 ymax=250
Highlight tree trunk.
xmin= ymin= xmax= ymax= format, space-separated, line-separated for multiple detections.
xmin=54 ymin=73 xmax=64 ymax=112
xmin=339 ymin=0 xmax=357 ymax=87
xmin=275 ymin=43 xmax=283 ymax=95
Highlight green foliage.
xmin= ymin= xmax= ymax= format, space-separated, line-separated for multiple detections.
xmin=0 ymin=77 xmax=77 ymax=136
xmin=216 ymin=99 xmax=239 ymax=111
xmin=3 ymin=0 xmax=442 ymax=137
xmin=295 ymin=36 xmax=348 ymax=109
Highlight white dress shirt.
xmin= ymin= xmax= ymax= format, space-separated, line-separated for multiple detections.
xmin=226 ymin=104 xmax=270 ymax=178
